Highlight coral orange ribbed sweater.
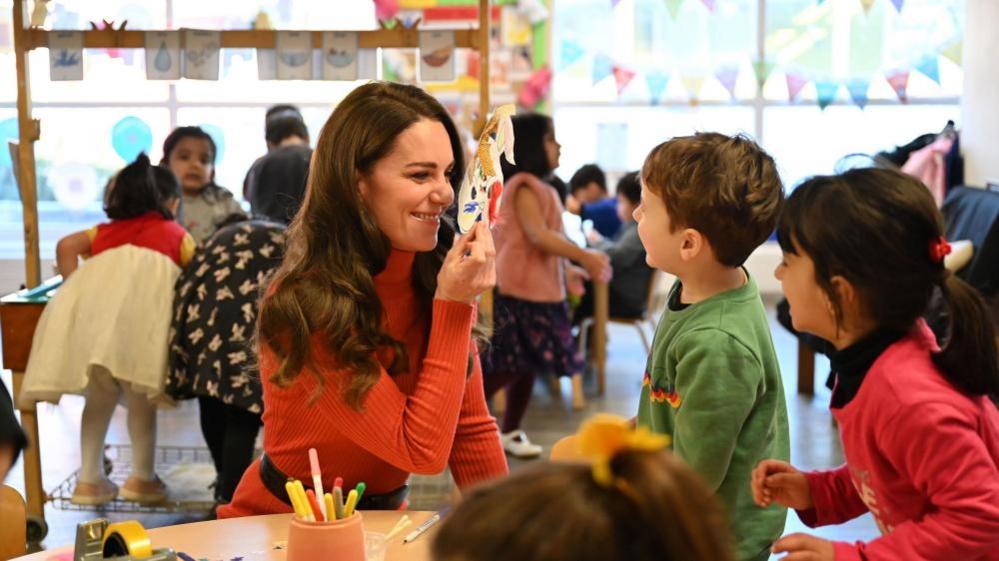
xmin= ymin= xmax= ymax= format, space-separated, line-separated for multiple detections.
xmin=219 ymin=250 xmax=507 ymax=517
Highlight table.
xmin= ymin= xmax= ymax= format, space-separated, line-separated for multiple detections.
xmin=13 ymin=511 xmax=436 ymax=561
xmin=1 ymin=276 xmax=61 ymax=541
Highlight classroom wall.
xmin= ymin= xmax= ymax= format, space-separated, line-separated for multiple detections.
xmin=960 ymin=0 xmax=999 ymax=187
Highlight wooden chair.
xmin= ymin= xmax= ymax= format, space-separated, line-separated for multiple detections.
xmin=0 ymin=485 xmax=26 ymax=560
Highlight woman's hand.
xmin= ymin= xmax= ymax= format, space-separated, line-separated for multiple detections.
xmin=580 ymin=249 xmax=612 ymax=284
xmin=751 ymin=459 xmax=814 ymax=510
xmin=771 ymin=533 xmax=834 ymax=561
xmin=435 ymin=222 xmax=496 ymax=304
xmin=566 ymin=264 xmax=589 ymax=298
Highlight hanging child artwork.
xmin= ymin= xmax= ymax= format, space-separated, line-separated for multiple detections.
xmin=183 ymin=29 xmax=221 ymax=80
xmin=276 ymin=31 xmax=313 ymax=80
xmin=322 ymin=31 xmax=359 ymax=81
xmin=357 ymin=49 xmax=378 ymax=80
xmin=456 ymin=105 xmax=516 ymax=234
xmin=48 ymin=30 xmax=83 ymax=81
xmin=144 ymin=31 xmax=181 ymax=80
xmin=419 ymin=30 xmax=456 ymax=82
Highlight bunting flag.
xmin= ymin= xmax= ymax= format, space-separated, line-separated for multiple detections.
xmin=701 ymin=0 xmax=716 ymax=12
xmin=665 ymin=0 xmax=683 ymax=20
xmin=374 ymin=0 xmax=400 ymax=21
xmin=560 ymin=39 xmax=585 ymax=70
xmin=612 ymin=65 xmax=636 ymax=95
xmin=518 ymin=65 xmax=553 ymax=108
xmin=646 ymin=71 xmax=669 ymax=104
xmin=592 ymin=53 xmax=614 ymax=84
xmin=611 ymin=0 xmax=623 ymax=7
xmin=815 ymin=80 xmax=839 ymax=109
xmin=915 ymin=56 xmax=940 ymax=84
xmin=846 ymin=78 xmax=870 ymax=109
xmin=942 ymin=42 xmax=963 ymax=66
xmin=715 ymin=66 xmax=739 ymax=99
xmin=753 ymin=58 xmax=775 ymax=88
xmin=682 ymin=75 xmax=705 ymax=102
xmin=786 ymin=72 xmax=808 ymax=102
xmin=860 ymin=0 xmax=876 ymax=14
xmin=891 ymin=0 xmax=904 ymax=11
xmin=886 ymin=71 xmax=909 ymax=103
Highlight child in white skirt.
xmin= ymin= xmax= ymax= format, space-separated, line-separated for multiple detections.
xmin=20 ymin=153 xmax=195 ymax=505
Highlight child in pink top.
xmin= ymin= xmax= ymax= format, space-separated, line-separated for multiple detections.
xmin=752 ymin=167 xmax=999 ymax=560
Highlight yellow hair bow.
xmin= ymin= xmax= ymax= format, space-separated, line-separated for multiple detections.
xmin=577 ymin=414 xmax=671 ymax=486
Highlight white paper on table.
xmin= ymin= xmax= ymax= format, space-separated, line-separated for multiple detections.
xmin=321 ymin=31 xmax=359 ymax=81
xmin=144 ymin=31 xmax=181 ymax=80
xmin=183 ymin=29 xmax=221 ymax=80
xmin=48 ymin=31 xmax=83 ymax=81
xmin=276 ymin=30 xmax=313 ymax=80
xmin=357 ymin=49 xmax=377 ymax=80
xmin=419 ymin=30 xmax=455 ymax=83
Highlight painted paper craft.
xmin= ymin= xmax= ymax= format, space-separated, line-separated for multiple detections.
xmin=322 ymin=31 xmax=358 ymax=81
xmin=48 ymin=31 xmax=83 ymax=81
xmin=276 ymin=30 xmax=313 ymax=80
xmin=183 ymin=29 xmax=221 ymax=80
xmin=419 ymin=30 xmax=455 ymax=82
xmin=145 ymin=31 xmax=181 ymax=80
xmin=256 ymin=49 xmax=277 ymax=80
xmin=457 ymin=105 xmax=516 ymax=234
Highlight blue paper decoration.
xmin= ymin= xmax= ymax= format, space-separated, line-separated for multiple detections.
xmin=111 ymin=116 xmax=153 ymax=163
xmin=592 ymin=53 xmax=614 ymax=85
xmin=0 ymin=118 xmax=18 ymax=168
xmin=199 ymin=123 xmax=226 ymax=162
xmin=915 ymin=56 xmax=940 ymax=85
xmin=560 ymin=40 xmax=585 ymax=70
xmin=645 ymin=71 xmax=669 ymax=104
xmin=815 ymin=81 xmax=840 ymax=110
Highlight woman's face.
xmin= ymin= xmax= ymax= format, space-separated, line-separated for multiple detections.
xmin=543 ymin=125 xmax=561 ymax=171
xmin=359 ymin=119 xmax=456 ymax=252
xmin=167 ymin=137 xmax=214 ymax=195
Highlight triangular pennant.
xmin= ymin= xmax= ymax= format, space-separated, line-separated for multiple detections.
xmin=716 ymin=66 xmax=739 ymax=99
xmin=890 ymin=0 xmax=904 ymax=12
xmin=592 ymin=53 xmax=614 ymax=84
xmin=701 ymin=0 xmax=716 ymax=12
xmin=612 ymin=65 xmax=636 ymax=95
xmin=611 ymin=0 xmax=623 ymax=7
xmin=753 ymin=58 xmax=775 ymax=88
xmin=886 ymin=71 xmax=909 ymax=103
xmin=646 ymin=71 xmax=669 ymax=104
xmin=374 ymin=0 xmax=399 ymax=21
xmin=846 ymin=78 xmax=870 ymax=109
xmin=786 ymin=73 xmax=808 ymax=102
xmin=916 ymin=56 xmax=940 ymax=85
xmin=860 ymin=0 xmax=876 ymax=14
xmin=560 ymin=40 xmax=586 ymax=70
xmin=665 ymin=0 xmax=683 ymax=19
xmin=681 ymin=75 xmax=705 ymax=101
xmin=815 ymin=81 xmax=839 ymax=109
xmin=942 ymin=42 xmax=963 ymax=67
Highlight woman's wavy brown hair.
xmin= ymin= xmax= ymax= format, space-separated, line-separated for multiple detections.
xmin=258 ymin=82 xmax=467 ymax=410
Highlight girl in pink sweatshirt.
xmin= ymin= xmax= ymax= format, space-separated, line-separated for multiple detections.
xmin=753 ymin=167 xmax=999 ymax=561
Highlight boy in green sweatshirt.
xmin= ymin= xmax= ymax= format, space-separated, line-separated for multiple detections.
xmin=634 ymin=132 xmax=790 ymax=561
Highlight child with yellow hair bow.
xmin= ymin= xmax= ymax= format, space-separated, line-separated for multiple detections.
xmin=432 ymin=415 xmax=736 ymax=561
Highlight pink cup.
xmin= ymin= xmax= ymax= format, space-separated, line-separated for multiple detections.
xmin=286 ymin=512 xmax=366 ymax=561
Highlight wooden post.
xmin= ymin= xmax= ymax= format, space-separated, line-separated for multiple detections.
xmin=11 ymin=370 xmax=44 ymax=527
xmin=475 ymin=0 xmax=490 ymax=137
xmin=13 ymin=0 xmax=41 ymax=289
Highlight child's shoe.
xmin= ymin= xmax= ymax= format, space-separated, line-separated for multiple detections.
xmin=71 ymin=478 xmax=118 ymax=506
xmin=501 ymin=430 xmax=543 ymax=459
xmin=119 ymin=475 xmax=167 ymax=504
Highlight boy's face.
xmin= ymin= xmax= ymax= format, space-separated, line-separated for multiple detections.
xmin=634 ymin=182 xmax=685 ymax=273
xmin=574 ymin=181 xmax=604 ymax=204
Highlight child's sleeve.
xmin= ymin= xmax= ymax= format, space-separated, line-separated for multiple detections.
xmin=179 ymin=233 xmax=197 ymax=267
xmin=796 ymin=465 xmax=869 ymax=527
xmin=670 ymin=329 xmax=765 ymax=491
xmin=830 ymin=402 xmax=999 ymax=561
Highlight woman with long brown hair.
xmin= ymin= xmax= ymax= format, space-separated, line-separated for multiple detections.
xmin=218 ymin=82 xmax=507 ymax=517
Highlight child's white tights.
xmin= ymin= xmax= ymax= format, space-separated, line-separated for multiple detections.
xmin=78 ymin=367 xmax=156 ymax=484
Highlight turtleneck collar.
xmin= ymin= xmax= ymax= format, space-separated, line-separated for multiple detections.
xmin=829 ymin=327 xmax=906 ymax=409
xmin=373 ymin=249 xmax=416 ymax=292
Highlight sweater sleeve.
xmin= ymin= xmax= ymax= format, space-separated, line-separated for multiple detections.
xmin=796 ymin=465 xmax=869 ymax=527
xmin=447 ymin=345 xmax=509 ymax=488
xmin=671 ymin=329 xmax=765 ymax=491
xmin=831 ymin=402 xmax=999 ymax=561
xmin=308 ymin=299 xmax=476 ymax=474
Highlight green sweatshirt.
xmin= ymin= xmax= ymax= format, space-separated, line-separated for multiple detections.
xmin=637 ymin=274 xmax=789 ymax=561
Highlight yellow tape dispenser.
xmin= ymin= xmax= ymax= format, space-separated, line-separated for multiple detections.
xmin=73 ymin=519 xmax=176 ymax=561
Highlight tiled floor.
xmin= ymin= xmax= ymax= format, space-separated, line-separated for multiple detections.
xmin=3 ymin=300 xmax=880 ymax=557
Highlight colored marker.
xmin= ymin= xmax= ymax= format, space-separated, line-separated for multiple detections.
xmin=324 ymin=492 xmax=336 ymax=522
xmin=354 ymin=482 xmax=366 ymax=506
xmin=308 ymin=448 xmax=327 ymax=520
xmin=344 ymin=489 xmax=359 ymax=517
xmin=305 ymin=489 xmax=325 ymax=522
xmin=293 ymin=480 xmax=314 ymax=522
xmin=285 ymin=481 xmax=307 ymax=520
xmin=403 ymin=508 xmax=449 ymax=544
xmin=333 ymin=486 xmax=345 ymax=520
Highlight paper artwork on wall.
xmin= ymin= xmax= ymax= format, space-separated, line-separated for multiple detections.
xmin=322 ymin=31 xmax=359 ymax=81
xmin=183 ymin=29 xmax=221 ymax=80
xmin=144 ymin=31 xmax=181 ymax=80
xmin=48 ymin=30 xmax=83 ymax=81
xmin=276 ymin=30 xmax=313 ymax=80
xmin=419 ymin=30 xmax=455 ymax=82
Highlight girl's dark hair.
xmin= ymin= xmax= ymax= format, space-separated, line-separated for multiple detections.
xmin=104 ymin=153 xmax=180 ymax=220
xmin=258 ymin=81 xmax=475 ymax=410
xmin=160 ymin=125 xmax=224 ymax=194
xmin=777 ymin=167 xmax=999 ymax=399
xmin=432 ymin=450 xmax=735 ymax=561
xmin=500 ymin=113 xmax=554 ymax=179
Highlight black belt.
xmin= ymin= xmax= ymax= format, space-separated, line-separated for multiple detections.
xmin=258 ymin=453 xmax=409 ymax=511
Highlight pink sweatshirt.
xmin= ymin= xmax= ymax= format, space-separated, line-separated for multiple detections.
xmin=797 ymin=321 xmax=999 ymax=560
